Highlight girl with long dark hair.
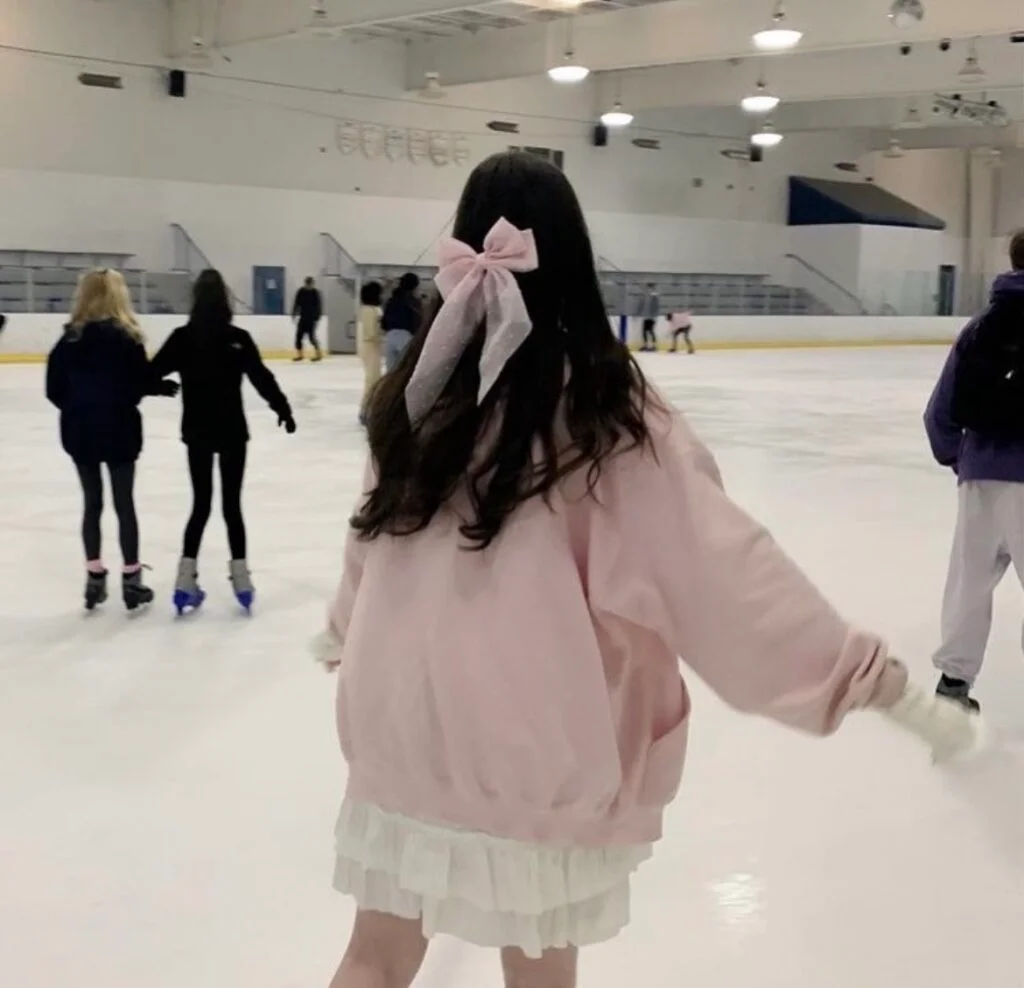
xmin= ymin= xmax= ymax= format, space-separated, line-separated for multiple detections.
xmin=150 ymin=269 xmax=296 ymax=615
xmin=315 ymin=151 xmax=978 ymax=988
xmin=46 ymin=269 xmax=177 ymax=611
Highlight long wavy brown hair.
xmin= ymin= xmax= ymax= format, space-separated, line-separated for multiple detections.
xmin=352 ymin=150 xmax=652 ymax=550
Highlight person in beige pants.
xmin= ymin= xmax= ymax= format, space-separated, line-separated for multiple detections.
xmin=358 ymin=281 xmax=383 ymax=425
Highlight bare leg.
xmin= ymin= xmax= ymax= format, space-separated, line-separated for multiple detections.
xmin=328 ymin=910 xmax=428 ymax=988
xmin=502 ymin=945 xmax=578 ymax=988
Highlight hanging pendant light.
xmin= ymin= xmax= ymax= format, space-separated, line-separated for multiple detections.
xmin=753 ymin=2 xmax=803 ymax=51
xmin=548 ymin=14 xmax=589 ymax=83
xmin=548 ymin=53 xmax=590 ymax=83
xmin=601 ymin=101 xmax=634 ymax=127
xmin=958 ymin=39 xmax=985 ymax=79
xmin=751 ymin=121 xmax=784 ymax=147
xmin=741 ymin=79 xmax=780 ymax=113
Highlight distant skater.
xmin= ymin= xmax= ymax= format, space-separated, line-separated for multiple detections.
xmin=669 ymin=310 xmax=695 ymax=354
xmin=382 ymin=273 xmax=422 ymax=372
xmin=293 ymin=276 xmax=323 ymax=362
xmin=358 ymin=281 xmax=383 ymax=425
xmin=46 ymin=269 xmax=177 ymax=612
xmin=150 ymin=269 xmax=296 ymax=615
xmin=314 ymin=151 xmax=979 ymax=988
xmin=925 ymin=231 xmax=1024 ymax=711
xmin=639 ymin=282 xmax=659 ymax=351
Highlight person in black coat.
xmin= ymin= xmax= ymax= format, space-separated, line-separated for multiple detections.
xmin=292 ymin=276 xmax=323 ymax=362
xmin=45 ymin=269 xmax=177 ymax=611
xmin=381 ymin=272 xmax=422 ymax=372
xmin=149 ymin=269 xmax=296 ymax=614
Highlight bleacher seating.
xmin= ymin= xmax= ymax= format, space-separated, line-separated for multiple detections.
xmin=0 ymin=265 xmax=192 ymax=315
xmin=358 ymin=264 xmax=829 ymax=317
xmin=605 ymin=272 xmax=831 ymax=317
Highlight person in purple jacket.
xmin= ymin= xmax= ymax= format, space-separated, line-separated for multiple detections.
xmin=924 ymin=230 xmax=1024 ymax=711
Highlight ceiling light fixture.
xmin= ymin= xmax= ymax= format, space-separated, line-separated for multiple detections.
xmin=751 ymin=122 xmax=784 ymax=147
xmin=889 ymin=0 xmax=925 ymax=29
xmin=753 ymin=3 xmax=803 ymax=52
xmin=601 ymin=101 xmax=634 ymax=127
xmin=548 ymin=57 xmax=590 ymax=83
xmin=421 ymin=71 xmax=447 ymax=99
xmin=894 ymin=102 xmax=925 ymax=129
xmin=186 ymin=36 xmax=212 ymax=66
xmin=958 ymin=39 xmax=985 ymax=79
xmin=740 ymin=79 xmax=780 ymax=113
xmin=548 ymin=14 xmax=589 ymax=83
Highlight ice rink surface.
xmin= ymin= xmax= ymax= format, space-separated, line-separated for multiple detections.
xmin=2 ymin=347 xmax=1023 ymax=987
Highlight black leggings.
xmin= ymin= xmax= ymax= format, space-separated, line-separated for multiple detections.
xmin=295 ymin=319 xmax=320 ymax=352
xmin=183 ymin=445 xmax=248 ymax=560
xmin=642 ymin=318 xmax=657 ymax=348
xmin=76 ymin=462 xmax=139 ymax=566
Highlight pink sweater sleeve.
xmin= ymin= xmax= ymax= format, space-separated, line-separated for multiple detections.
xmin=325 ymin=458 xmax=376 ymax=652
xmin=602 ymin=411 xmax=891 ymax=735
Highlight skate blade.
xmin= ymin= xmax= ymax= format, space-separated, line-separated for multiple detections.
xmin=932 ymin=713 xmax=992 ymax=766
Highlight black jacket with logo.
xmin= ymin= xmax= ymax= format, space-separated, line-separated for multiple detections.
xmin=150 ymin=323 xmax=292 ymax=449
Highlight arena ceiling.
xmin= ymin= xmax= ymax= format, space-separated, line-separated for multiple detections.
xmin=170 ymin=1 xmax=1024 ymax=143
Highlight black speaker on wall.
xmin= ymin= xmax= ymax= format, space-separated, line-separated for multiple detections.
xmin=749 ymin=143 xmax=764 ymax=164
xmin=168 ymin=69 xmax=187 ymax=98
xmin=592 ymin=123 xmax=609 ymax=147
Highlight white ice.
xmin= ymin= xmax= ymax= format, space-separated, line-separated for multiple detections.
xmin=1 ymin=348 xmax=1022 ymax=988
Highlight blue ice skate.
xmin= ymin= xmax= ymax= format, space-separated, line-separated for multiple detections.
xmin=229 ymin=560 xmax=255 ymax=615
xmin=173 ymin=558 xmax=206 ymax=616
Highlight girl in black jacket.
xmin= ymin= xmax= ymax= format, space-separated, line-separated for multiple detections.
xmin=46 ymin=269 xmax=177 ymax=611
xmin=150 ymin=269 xmax=296 ymax=615
xmin=381 ymin=272 xmax=422 ymax=372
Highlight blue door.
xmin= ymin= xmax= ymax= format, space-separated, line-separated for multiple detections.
xmin=252 ymin=266 xmax=286 ymax=315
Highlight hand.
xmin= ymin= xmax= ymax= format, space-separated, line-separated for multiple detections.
xmin=278 ymin=413 xmax=297 ymax=434
xmin=158 ymin=379 xmax=180 ymax=397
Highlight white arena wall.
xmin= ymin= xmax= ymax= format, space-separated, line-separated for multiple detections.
xmin=0 ymin=314 xmax=961 ymax=363
xmin=617 ymin=316 xmax=959 ymax=348
xmin=0 ymin=315 xmax=297 ymax=362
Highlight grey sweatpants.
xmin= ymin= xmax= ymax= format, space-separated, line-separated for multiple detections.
xmin=933 ymin=480 xmax=1024 ymax=683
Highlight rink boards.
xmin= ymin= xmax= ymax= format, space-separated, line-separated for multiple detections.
xmin=0 ymin=314 xmax=962 ymax=363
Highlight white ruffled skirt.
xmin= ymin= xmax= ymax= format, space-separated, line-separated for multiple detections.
xmin=333 ymin=799 xmax=652 ymax=958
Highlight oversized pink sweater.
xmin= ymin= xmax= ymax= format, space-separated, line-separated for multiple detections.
xmin=327 ymin=406 xmax=891 ymax=847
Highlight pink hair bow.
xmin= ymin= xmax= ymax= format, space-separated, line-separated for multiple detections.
xmin=405 ymin=217 xmax=539 ymax=426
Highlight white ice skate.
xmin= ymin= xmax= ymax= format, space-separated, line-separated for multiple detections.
xmin=884 ymin=684 xmax=987 ymax=764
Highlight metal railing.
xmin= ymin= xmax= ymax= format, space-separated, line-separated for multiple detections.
xmin=783 ymin=253 xmax=867 ymax=316
xmin=319 ymin=232 xmax=360 ymax=285
xmin=170 ymin=223 xmax=253 ymax=313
